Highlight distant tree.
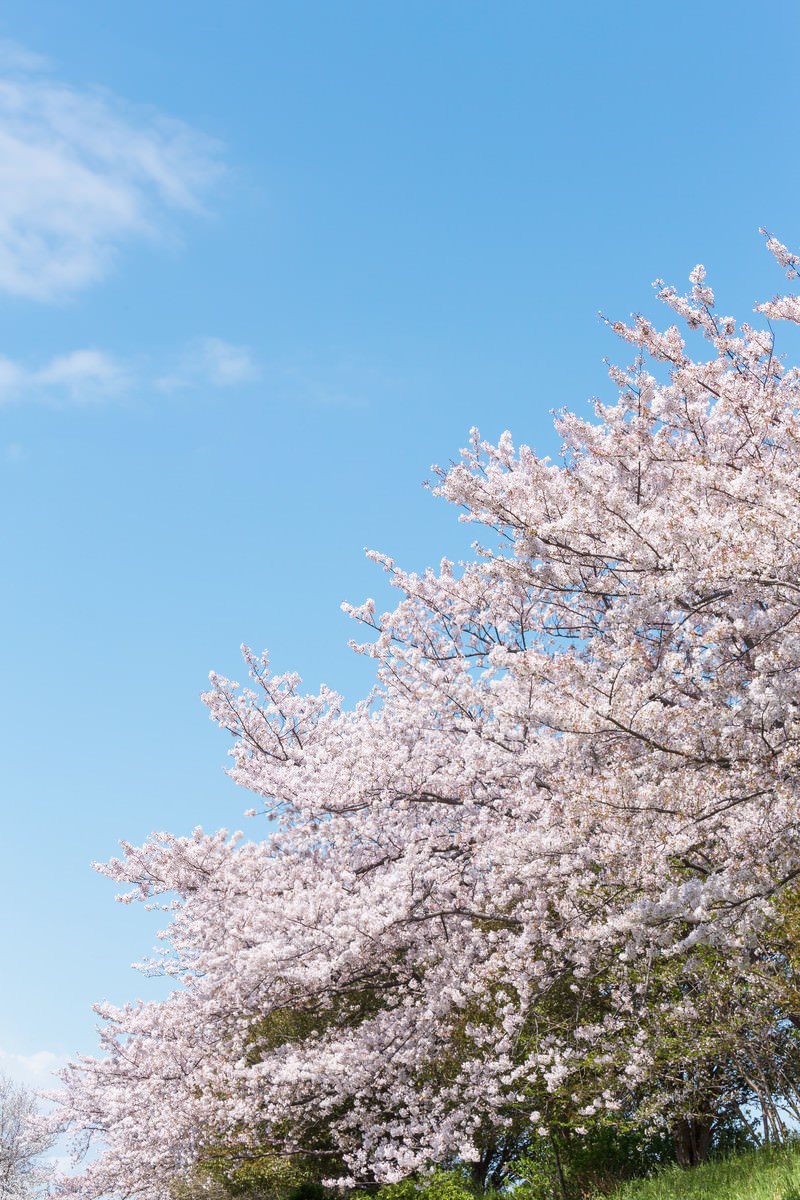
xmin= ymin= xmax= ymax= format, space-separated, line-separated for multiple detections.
xmin=0 ymin=1074 xmax=52 ymax=1199
xmin=54 ymin=233 xmax=800 ymax=1196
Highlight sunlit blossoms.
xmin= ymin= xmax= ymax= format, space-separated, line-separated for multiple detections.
xmin=54 ymin=235 xmax=800 ymax=1195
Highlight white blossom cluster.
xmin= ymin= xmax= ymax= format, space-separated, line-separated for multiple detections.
xmin=52 ymin=235 xmax=800 ymax=1195
xmin=0 ymin=1075 xmax=52 ymax=1200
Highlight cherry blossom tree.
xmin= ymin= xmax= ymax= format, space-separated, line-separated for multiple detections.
xmin=0 ymin=1074 xmax=53 ymax=1199
xmin=54 ymin=233 xmax=800 ymax=1196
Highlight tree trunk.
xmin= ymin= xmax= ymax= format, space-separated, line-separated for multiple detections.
xmin=672 ymin=1116 xmax=714 ymax=1168
xmin=551 ymin=1136 xmax=569 ymax=1200
xmin=469 ymin=1140 xmax=494 ymax=1193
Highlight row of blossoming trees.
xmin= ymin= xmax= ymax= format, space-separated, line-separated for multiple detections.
xmin=52 ymin=236 xmax=800 ymax=1198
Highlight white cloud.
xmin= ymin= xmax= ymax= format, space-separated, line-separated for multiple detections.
xmin=199 ymin=337 xmax=261 ymax=386
xmin=0 ymin=40 xmax=49 ymax=73
xmin=0 ymin=337 xmax=259 ymax=405
xmin=36 ymin=349 xmax=127 ymax=399
xmin=0 ymin=349 xmax=127 ymax=404
xmin=0 ymin=355 xmax=26 ymax=394
xmin=0 ymin=42 xmax=222 ymax=301
xmin=157 ymin=336 xmax=261 ymax=391
xmin=0 ymin=1045 xmax=64 ymax=1087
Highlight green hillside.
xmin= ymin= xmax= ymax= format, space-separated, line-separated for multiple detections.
xmin=602 ymin=1143 xmax=800 ymax=1200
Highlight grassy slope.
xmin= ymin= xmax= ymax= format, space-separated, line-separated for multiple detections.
xmin=602 ymin=1143 xmax=800 ymax=1200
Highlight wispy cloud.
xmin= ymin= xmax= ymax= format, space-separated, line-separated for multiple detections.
xmin=0 ymin=39 xmax=49 ymax=73
xmin=36 ymin=349 xmax=128 ymax=399
xmin=0 ymin=337 xmax=259 ymax=405
xmin=0 ymin=41 xmax=222 ymax=301
xmin=0 ymin=1045 xmax=64 ymax=1086
xmin=0 ymin=349 xmax=127 ymax=404
xmin=274 ymin=352 xmax=388 ymax=409
xmin=157 ymin=337 xmax=261 ymax=391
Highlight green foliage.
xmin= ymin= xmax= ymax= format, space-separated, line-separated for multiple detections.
xmin=507 ymin=1125 xmax=675 ymax=1199
xmin=353 ymin=1169 xmax=480 ymax=1200
xmin=172 ymin=1156 xmax=308 ymax=1200
xmin=285 ymin=1185 xmax=325 ymax=1200
xmin=349 ymin=1125 xmax=674 ymax=1200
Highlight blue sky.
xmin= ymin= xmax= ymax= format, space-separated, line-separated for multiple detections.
xmin=1 ymin=0 xmax=799 ymax=1085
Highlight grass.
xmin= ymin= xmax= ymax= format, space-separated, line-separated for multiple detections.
xmin=601 ymin=1142 xmax=800 ymax=1200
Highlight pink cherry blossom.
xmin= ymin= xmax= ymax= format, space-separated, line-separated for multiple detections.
xmin=52 ymin=233 xmax=800 ymax=1195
